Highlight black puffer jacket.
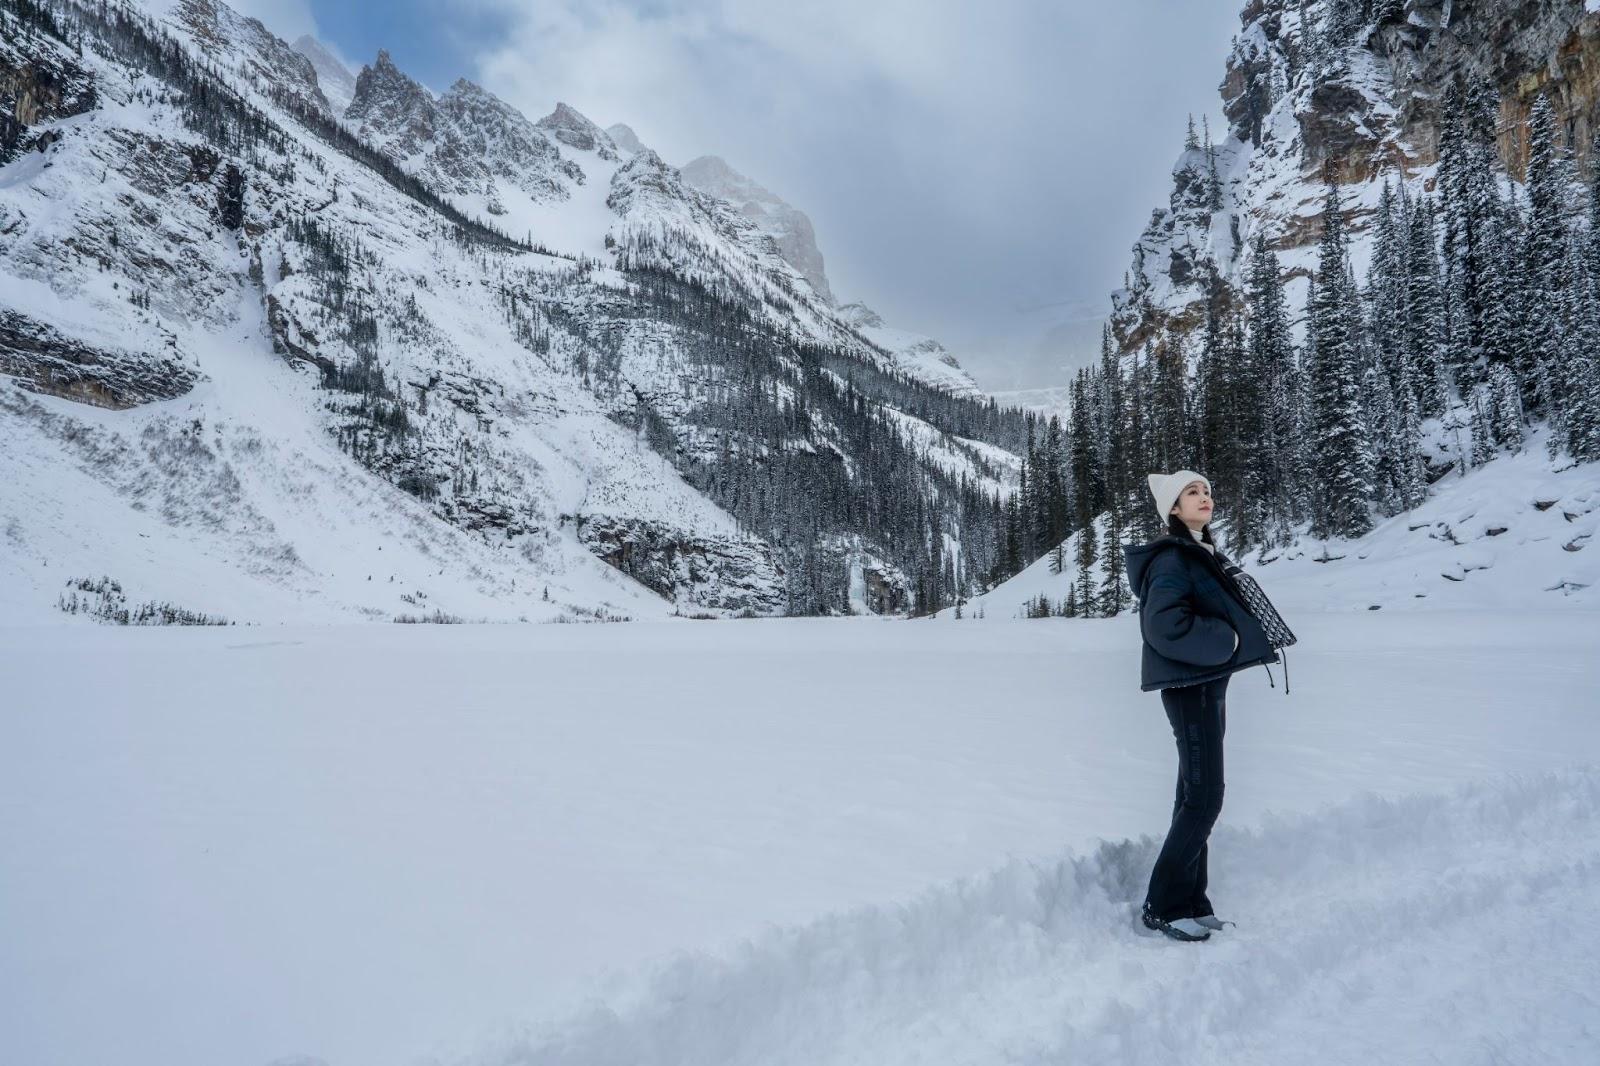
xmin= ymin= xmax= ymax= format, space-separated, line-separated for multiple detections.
xmin=1123 ymin=535 xmax=1280 ymax=692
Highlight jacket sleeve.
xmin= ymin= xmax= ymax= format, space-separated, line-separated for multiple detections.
xmin=1140 ymin=550 xmax=1238 ymax=666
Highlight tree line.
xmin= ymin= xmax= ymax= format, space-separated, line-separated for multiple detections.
xmin=982 ymin=82 xmax=1600 ymax=619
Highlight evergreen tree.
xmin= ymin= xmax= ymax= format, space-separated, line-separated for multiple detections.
xmin=1557 ymin=233 xmax=1600 ymax=461
xmin=1487 ymin=363 xmax=1525 ymax=451
xmin=1522 ymin=94 xmax=1573 ymax=417
xmin=1244 ymin=234 xmax=1301 ymax=541
xmin=1307 ymin=177 xmax=1376 ymax=538
xmin=1404 ymin=195 xmax=1450 ymax=417
xmin=1098 ymin=506 xmax=1129 ymax=615
xmin=1075 ymin=518 xmax=1098 ymax=616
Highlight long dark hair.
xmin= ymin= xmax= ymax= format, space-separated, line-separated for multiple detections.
xmin=1167 ymin=513 xmax=1216 ymax=546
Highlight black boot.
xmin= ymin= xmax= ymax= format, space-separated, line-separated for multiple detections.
xmin=1141 ymin=902 xmax=1212 ymax=942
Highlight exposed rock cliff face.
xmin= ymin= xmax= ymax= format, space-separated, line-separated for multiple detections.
xmin=1113 ymin=0 xmax=1600 ymax=356
xmin=575 ymin=516 xmax=787 ymax=616
xmin=0 ymin=310 xmax=196 ymax=409
xmin=537 ymin=101 xmax=618 ymax=159
xmin=1 ymin=22 xmax=96 ymax=163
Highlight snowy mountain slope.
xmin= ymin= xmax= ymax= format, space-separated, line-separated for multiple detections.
xmin=942 ymin=432 xmax=1598 ymax=620
xmin=0 ymin=349 xmax=669 ymax=626
xmin=291 ymin=34 xmax=356 ymax=116
xmin=0 ymin=0 xmax=1034 ymax=620
xmin=835 ymin=300 xmax=985 ymax=399
xmin=679 ymin=153 xmax=837 ymax=306
xmin=608 ymin=127 xmax=987 ymax=399
xmin=344 ymin=52 xmax=583 ymax=222
xmin=0 ymin=0 xmax=788 ymax=619
xmin=157 ymin=0 xmax=330 ymax=117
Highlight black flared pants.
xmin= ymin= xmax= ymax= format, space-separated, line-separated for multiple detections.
xmin=1144 ymin=674 xmax=1228 ymax=922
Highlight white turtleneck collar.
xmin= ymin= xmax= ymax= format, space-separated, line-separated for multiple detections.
xmin=1189 ymin=526 xmax=1215 ymax=554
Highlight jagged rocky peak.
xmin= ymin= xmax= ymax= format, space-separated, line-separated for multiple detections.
xmin=346 ymin=49 xmax=439 ymax=158
xmin=679 ymin=155 xmax=836 ymax=306
xmin=436 ymin=77 xmax=581 ymax=199
xmin=343 ymin=60 xmax=581 ymax=210
xmin=607 ymin=123 xmax=647 ymax=155
xmin=165 ymin=0 xmax=330 ymax=116
xmin=536 ymin=102 xmax=618 ymax=159
xmin=292 ymin=34 xmax=358 ymax=116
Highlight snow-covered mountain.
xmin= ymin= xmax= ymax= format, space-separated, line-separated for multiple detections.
xmin=1112 ymin=0 xmax=1600 ymax=354
xmin=678 ymin=153 xmax=837 ymax=306
xmin=672 ymin=150 xmax=987 ymax=396
xmin=836 ymin=301 xmax=985 ymax=400
xmin=344 ymin=51 xmax=585 ymax=221
xmin=0 ymin=0 xmax=1023 ymax=624
xmin=159 ymin=0 xmax=330 ymax=117
xmin=290 ymin=33 xmax=355 ymax=116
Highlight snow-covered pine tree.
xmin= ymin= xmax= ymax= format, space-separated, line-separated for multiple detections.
xmin=1244 ymin=233 xmax=1301 ymax=542
xmin=1068 ymin=372 xmax=1103 ymax=530
xmin=1521 ymin=94 xmax=1572 ymax=417
xmin=1366 ymin=178 xmax=1426 ymax=511
xmin=1307 ymin=176 xmax=1377 ymax=538
xmin=1487 ymin=363 xmax=1525 ymax=452
xmin=1097 ymin=324 xmax=1129 ymax=521
xmin=1151 ymin=325 xmax=1190 ymax=474
xmin=1203 ymin=116 xmax=1224 ymax=211
xmin=1438 ymin=82 xmax=1507 ymax=389
xmin=1075 ymin=517 xmax=1098 ymax=617
xmin=1098 ymin=505 xmax=1128 ymax=616
xmin=1469 ymin=388 xmax=1496 ymax=467
xmin=1404 ymin=195 xmax=1451 ymax=418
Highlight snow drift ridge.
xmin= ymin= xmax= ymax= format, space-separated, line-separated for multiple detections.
xmin=461 ymin=766 xmax=1600 ymax=1066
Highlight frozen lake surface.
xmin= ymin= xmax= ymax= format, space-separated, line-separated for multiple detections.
xmin=2 ymin=612 xmax=1597 ymax=1066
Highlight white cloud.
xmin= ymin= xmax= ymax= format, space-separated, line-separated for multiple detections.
xmin=383 ymin=1 xmax=1242 ymax=387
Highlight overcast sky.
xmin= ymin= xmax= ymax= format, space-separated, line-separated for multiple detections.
xmin=220 ymin=0 xmax=1243 ymax=390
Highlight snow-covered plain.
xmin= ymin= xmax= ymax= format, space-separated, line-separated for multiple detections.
xmin=2 ymin=611 xmax=1597 ymax=1066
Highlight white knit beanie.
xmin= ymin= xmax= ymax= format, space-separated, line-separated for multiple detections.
xmin=1147 ymin=470 xmax=1212 ymax=521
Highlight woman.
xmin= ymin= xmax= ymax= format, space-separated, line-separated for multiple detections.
xmin=1122 ymin=470 xmax=1282 ymax=943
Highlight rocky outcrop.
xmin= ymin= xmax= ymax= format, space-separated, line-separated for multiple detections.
xmin=537 ymin=102 xmax=618 ymax=159
xmin=1 ymin=23 xmax=96 ymax=164
xmin=345 ymin=50 xmax=438 ymax=161
xmin=0 ymin=311 xmax=197 ymax=409
xmin=574 ymin=516 xmax=787 ymax=616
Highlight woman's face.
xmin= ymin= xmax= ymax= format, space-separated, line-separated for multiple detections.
xmin=1170 ymin=480 xmax=1213 ymax=529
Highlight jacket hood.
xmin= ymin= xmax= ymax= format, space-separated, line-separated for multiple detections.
xmin=1123 ymin=535 xmax=1194 ymax=598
